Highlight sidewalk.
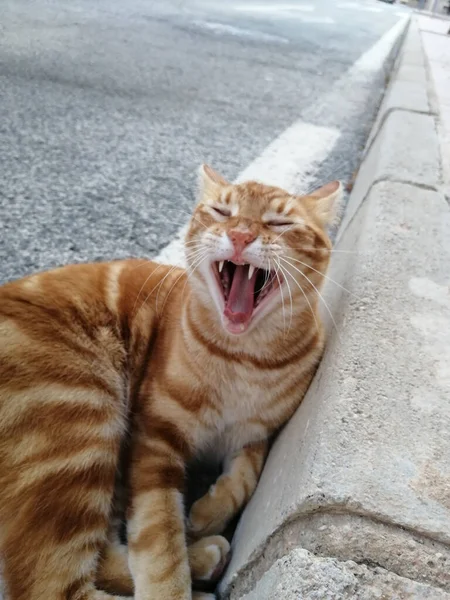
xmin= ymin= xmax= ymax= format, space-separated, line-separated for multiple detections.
xmin=219 ymin=15 xmax=450 ymax=600
xmin=418 ymin=15 xmax=450 ymax=199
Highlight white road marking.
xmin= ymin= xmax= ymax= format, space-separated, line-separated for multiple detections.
xmin=235 ymin=123 xmax=340 ymax=192
xmin=295 ymin=15 xmax=335 ymax=24
xmin=349 ymin=15 xmax=408 ymax=73
xmin=233 ymin=5 xmax=334 ymax=23
xmin=191 ymin=21 xmax=289 ymax=44
xmin=233 ymin=6 xmax=334 ymax=23
xmin=235 ymin=4 xmax=316 ymax=13
xmin=155 ymin=16 xmax=409 ymax=267
xmin=337 ymin=2 xmax=383 ymax=12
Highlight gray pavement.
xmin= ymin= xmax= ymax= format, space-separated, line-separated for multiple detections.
xmin=0 ymin=0 xmax=409 ymax=283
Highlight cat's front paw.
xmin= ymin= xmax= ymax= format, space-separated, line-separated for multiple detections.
xmin=189 ymin=535 xmax=231 ymax=582
xmin=188 ymin=488 xmax=230 ymax=537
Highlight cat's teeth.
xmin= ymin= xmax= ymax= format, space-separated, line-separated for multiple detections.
xmin=248 ymin=265 xmax=255 ymax=280
xmin=218 ymin=261 xmax=224 ymax=273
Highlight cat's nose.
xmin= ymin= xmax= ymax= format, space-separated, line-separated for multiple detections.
xmin=228 ymin=229 xmax=256 ymax=254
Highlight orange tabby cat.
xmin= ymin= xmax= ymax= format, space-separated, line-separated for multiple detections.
xmin=0 ymin=165 xmax=341 ymax=600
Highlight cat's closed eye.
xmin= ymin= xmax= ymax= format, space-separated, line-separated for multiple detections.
xmin=212 ymin=206 xmax=231 ymax=218
xmin=266 ymin=220 xmax=294 ymax=228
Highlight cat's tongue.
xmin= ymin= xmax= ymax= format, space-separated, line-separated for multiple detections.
xmin=224 ymin=264 xmax=257 ymax=332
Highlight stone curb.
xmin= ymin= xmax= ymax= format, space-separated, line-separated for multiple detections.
xmin=219 ymin=17 xmax=450 ymax=600
xmin=364 ymin=19 xmax=436 ymax=163
xmin=240 ymin=548 xmax=450 ymax=600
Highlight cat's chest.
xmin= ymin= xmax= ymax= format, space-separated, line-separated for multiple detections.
xmin=196 ymin=370 xmax=271 ymax=459
xmin=216 ymin=372 xmax=263 ymax=419
xmin=206 ymin=363 xmax=279 ymax=430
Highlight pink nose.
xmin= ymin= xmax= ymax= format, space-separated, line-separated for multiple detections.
xmin=228 ymin=229 xmax=256 ymax=253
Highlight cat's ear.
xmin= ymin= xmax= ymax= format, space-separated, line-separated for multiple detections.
xmin=304 ymin=180 xmax=343 ymax=226
xmin=197 ymin=164 xmax=229 ymax=201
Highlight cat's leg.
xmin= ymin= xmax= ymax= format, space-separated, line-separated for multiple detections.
xmin=96 ymin=535 xmax=230 ymax=594
xmin=188 ymin=440 xmax=268 ymax=537
xmin=127 ymin=425 xmax=192 ymax=600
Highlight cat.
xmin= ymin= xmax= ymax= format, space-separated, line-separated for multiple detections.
xmin=0 ymin=164 xmax=341 ymax=600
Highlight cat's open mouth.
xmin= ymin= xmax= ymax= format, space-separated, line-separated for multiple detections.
xmin=211 ymin=261 xmax=281 ymax=334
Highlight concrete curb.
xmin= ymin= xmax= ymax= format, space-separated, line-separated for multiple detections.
xmin=219 ymin=17 xmax=450 ymax=600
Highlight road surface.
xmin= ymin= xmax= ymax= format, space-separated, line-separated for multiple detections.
xmin=0 ymin=0 xmax=410 ymax=282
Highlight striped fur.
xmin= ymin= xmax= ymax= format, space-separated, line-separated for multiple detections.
xmin=0 ymin=167 xmax=341 ymax=599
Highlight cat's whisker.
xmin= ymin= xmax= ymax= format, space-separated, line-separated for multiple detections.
xmin=279 ymin=256 xmax=341 ymax=342
xmin=184 ymin=241 xmax=214 ymax=255
xmin=256 ymin=263 xmax=275 ymax=295
xmin=162 ymin=252 xmax=209 ymax=316
xmin=275 ymin=260 xmax=321 ymax=335
xmin=132 ymin=262 xmax=170 ymax=316
xmin=328 ymin=249 xmax=362 ymax=254
xmin=273 ymin=258 xmax=293 ymax=337
xmin=271 ymin=224 xmax=297 ymax=244
xmin=282 ymin=255 xmax=361 ymax=300
xmin=184 ymin=236 xmax=208 ymax=245
xmin=184 ymin=242 xmax=204 ymax=250
xmin=129 ymin=259 xmax=153 ymax=272
xmin=185 ymin=245 xmax=210 ymax=258
xmin=155 ymin=259 xmax=194 ymax=314
xmin=288 ymin=247 xmax=361 ymax=255
xmin=158 ymin=270 xmax=190 ymax=318
xmin=270 ymin=258 xmax=286 ymax=336
xmin=186 ymin=251 xmax=210 ymax=278
xmin=185 ymin=238 xmax=210 ymax=251
xmin=183 ymin=249 xmax=210 ymax=268
xmin=130 ymin=246 xmax=206 ymax=314
xmin=133 ymin=245 xmax=206 ymax=318
xmin=137 ymin=263 xmax=181 ymax=318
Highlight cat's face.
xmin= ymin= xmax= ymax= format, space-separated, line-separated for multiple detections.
xmin=186 ymin=164 xmax=342 ymax=336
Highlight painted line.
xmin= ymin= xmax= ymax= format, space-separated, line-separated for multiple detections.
xmin=349 ymin=15 xmax=408 ymax=73
xmin=154 ymin=16 xmax=409 ymax=267
xmin=337 ymin=2 xmax=383 ymax=12
xmin=235 ymin=123 xmax=340 ymax=192
xmin=191 ymin=21 xmax=289 ymax=43
xmin=294 ymin=15 xmax=335 ymax=24
xmin=235 ymin=4 xmax=316 ymax=13
xmin=233 ymin=5 xmax=334 ymax=23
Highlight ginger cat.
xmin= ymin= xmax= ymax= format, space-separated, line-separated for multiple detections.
xmin=0 ymin=165 xmax=341 ymax=600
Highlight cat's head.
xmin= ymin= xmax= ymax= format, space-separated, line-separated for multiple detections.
xmin=185 ymin=164 xmax=342 ymax=336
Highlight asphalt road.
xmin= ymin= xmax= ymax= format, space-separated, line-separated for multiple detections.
xmin=0 ymin=0 xmax=410 ymax=283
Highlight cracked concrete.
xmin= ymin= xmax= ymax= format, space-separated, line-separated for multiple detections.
xmin=239 ymin=548 xmax=450 ymax=600
xmin=223 ymin=511 xmax=450 ymax=599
